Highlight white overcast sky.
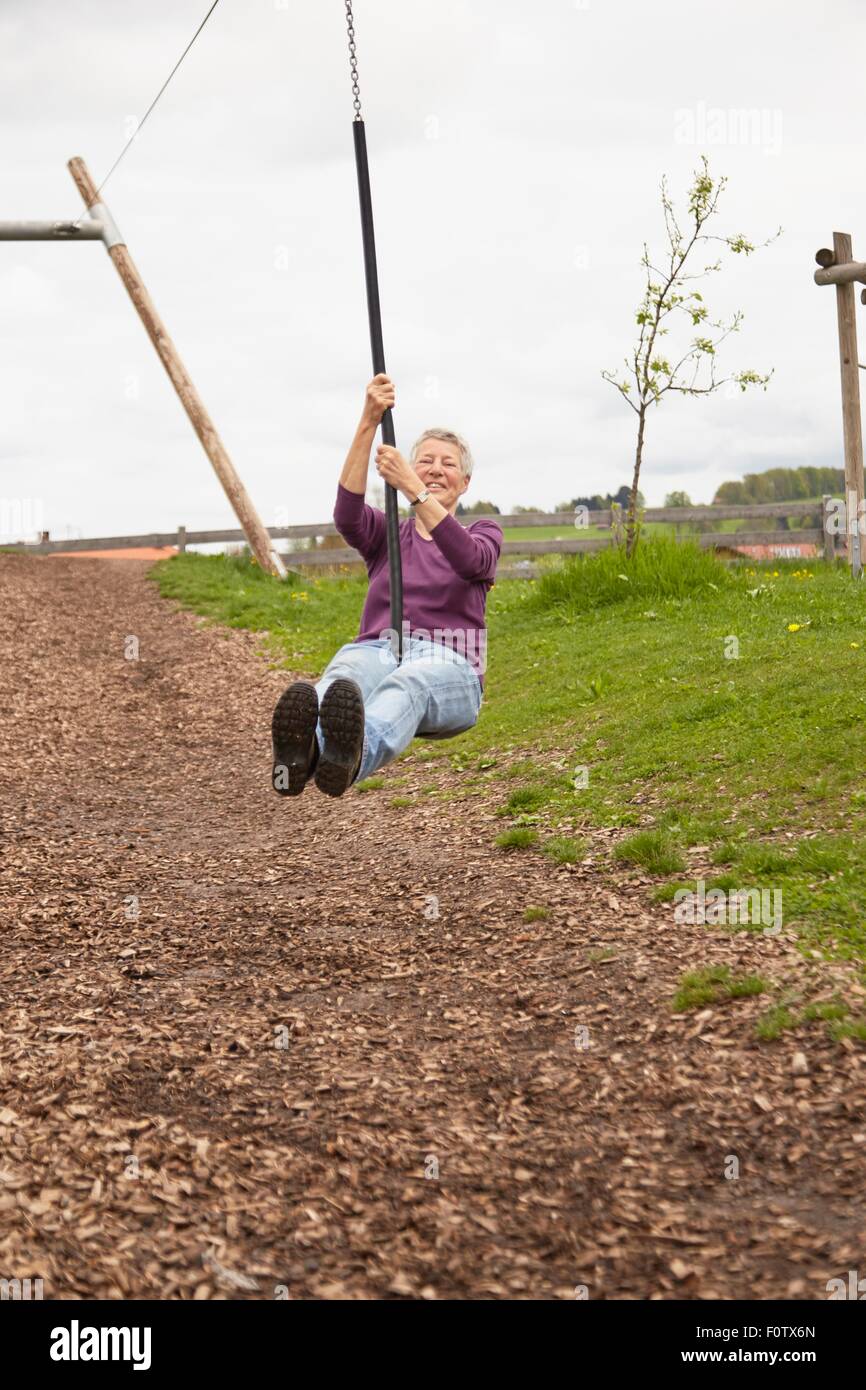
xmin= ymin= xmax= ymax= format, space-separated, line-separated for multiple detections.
xmin=1 ymin=0 xmax=864 ymax=540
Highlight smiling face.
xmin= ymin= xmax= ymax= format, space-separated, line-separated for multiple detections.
xmin=413 ymin=436 xmax=470 ymax=513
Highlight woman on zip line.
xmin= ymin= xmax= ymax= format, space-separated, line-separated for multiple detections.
xmin=270 ymin=373 xmax=502 ymax=798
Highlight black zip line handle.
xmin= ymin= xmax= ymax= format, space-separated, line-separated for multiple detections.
xmin=346 ymin=3 xmax=404 ymax=660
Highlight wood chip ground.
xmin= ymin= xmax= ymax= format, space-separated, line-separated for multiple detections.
xmin=1 ymin=554 xmax=864 ymax=1300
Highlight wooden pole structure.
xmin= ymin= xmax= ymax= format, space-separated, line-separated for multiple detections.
xmin=821 ymin=494 xmax=836 ymax=564
xmin=814 ymin=233 xmax=865 ymax=576
xmin=67 ymin=156 xmax=286 ymax=579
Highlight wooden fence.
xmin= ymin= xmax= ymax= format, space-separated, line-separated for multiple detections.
xmin=7 ymin=499 xmax=836 ymax=580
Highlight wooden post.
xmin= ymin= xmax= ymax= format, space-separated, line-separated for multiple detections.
xmin=832 ymin=232 xmax=864 ymax=576
xmin=177 ymin=525 xmax=187 ymax=554
xmin=67 ymin=157 xmax=286 ymax=580
xmin=821 ymin=494 xmax=836 ymax=564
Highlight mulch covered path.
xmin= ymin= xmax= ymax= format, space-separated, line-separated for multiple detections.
xmin=1 ymin=552 xmax=865 ymax=1301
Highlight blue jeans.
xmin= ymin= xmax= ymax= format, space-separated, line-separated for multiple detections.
xmin=313 ymin=636 xmax=483 ymax=784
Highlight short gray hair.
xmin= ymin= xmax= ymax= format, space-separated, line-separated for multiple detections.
xmin=409 ymin=428 xmax=474 ymax=480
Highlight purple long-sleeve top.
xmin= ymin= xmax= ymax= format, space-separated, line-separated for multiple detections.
xmin=333 ymin=483 xmax=502 ymax=687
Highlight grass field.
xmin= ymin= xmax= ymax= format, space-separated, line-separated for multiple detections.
xmin=500 ymin=523 xmax=609 ymax=542
xmin=498 ymin=522 xmax=732 ymax=543
xmin=154 ymin=541 xmax=866 ymax=972
xmin=498 ymin=501 xmax=824 ymax=545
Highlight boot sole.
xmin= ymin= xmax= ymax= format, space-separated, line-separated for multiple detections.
xmin=315 ymin=678 xmax=365 ymax=797
xmin=271 ymin=681 xmax=319 ymax=796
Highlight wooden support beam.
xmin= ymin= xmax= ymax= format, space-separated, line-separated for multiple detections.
xmin=67 ymin=156 xmax=286 ymax=579
xmin=814 ymin=259 xmax=866 ymax=287
xmin=831 ymin=233 xmax=865 ymax=575
xmin=822 ymin=495 xmax=836 ymax=563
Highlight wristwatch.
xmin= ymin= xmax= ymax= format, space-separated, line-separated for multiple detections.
xmin=411 ymin=488 xmax=432 ymax=507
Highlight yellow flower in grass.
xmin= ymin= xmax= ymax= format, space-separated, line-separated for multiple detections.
xmin=851 ymin=642 xmax=860 ymax=650
xmin=787 ymin=623 xmax=801 ymax=632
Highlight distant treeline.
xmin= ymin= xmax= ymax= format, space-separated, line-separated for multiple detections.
xmin=456 ymin=499 xmax=502 ymax=515
xmin=713 ymin=467 xmax=844 ymax=505
xmin=456 ymin=468 xmax=844 ymax=519
xmin=458 ymin=487 xmax=643 ymax=517
xmin=556 ymin=487 xmax=643 ymax=513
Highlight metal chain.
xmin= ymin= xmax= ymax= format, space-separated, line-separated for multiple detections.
xmin=344 ymin=0 xmax=363 ymax=119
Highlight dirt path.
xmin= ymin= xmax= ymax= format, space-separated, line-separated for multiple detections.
xmin=1 ymin=553 xmax=864 ymax=1300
